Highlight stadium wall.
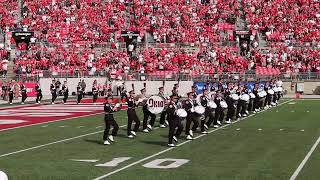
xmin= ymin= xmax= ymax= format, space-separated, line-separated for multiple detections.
xmin=39 ymin=78 xmax=320 ymax=96
xmin=39 ymin=78 xmax=194 ymax=96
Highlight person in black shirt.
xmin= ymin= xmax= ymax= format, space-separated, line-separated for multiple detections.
xmin=77 ymin=82 xmax=83 ymax=104
xmin=92 ymin=80 xmax=99 ymax=105
xmin=213 ymin=91 xmax=225 ymax=126
xmin=62 ymin=81 xmax=69 ymax=104
xmin=103 ymin=95 xmax=120 ymax=145
xmin=183 ymin=92 xmax=198 ymax=140
xmin=35 ymin=81 xmax=42 ymax=104
xmin=2 ymin=82 xmax=7 ymax=100
xmin=50 ymin=79 xmax=57 ymax=104
xmin=141 ymin=88 xmax=155 ymax=133
xmin=226 ymin=90 xmax=237 ymax=124
xmin=199 ymin=88 xmax=212 ymax=134
xmin=252 ymin=84 xmax=259 ymax=112
xmin=8 ymin=82 xmax=14 ymax=105
xmin=20 ymin=82 xmax=27 ymax=104
xmin=167 ymin=94 xmax=182 ymax=147
xmin=127 ymin=90 xmax=140 ymax=138
xmin=171 ymin=83 xmax=179 ymax=98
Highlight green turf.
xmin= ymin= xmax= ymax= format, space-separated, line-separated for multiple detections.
xmin=0 ymin=99 xmax=320 ymax=180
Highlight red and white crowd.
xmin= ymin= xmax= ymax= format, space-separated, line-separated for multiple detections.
xmin=0 ymin=0 xmax=319 ymax=79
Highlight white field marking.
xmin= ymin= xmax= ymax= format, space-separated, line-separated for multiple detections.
xmin=77 ymin=126 xmax=85 ymax=128
xmin=142 ymin=158 xmax=190 ymax=169
xmin=70 ymin=159 xmax=99 ymax=163
xmin=0 ymin=110 xmax=104 ymax=132
xmin=0 ymin=116 xmax=159 ymax=158
xmin=0 ymin=112 xmax=72 ymax=117
xmin=0 ymin=120 xmax=27 ymax=125
xmin=0 ymin=129 xmax=102 ymax=158
xmin=93 ymin=99 xmax=294 ymax=180
xmin=23 ymin=106 xmax=103 ymax=110
xmin=42 ymin=125 xmax=48 ymax=128
xmin=288 ymin=102 xmax=296 ymax=105
xmin=59 ymin=126 xmax=67 ymax=128
xmin=301 ymin=129 xmax=305 ymax=132
xmin=0 ymin=102 xmax=132 ymax=132
xmin=0 ymin=97 xmax=81 ymax=110
xmin=7 ymin=109 xmax=94 ymax=113
xmin=289 ymin=135 xmax=320 ymax=180
xmin=95 ymin=157 xmax=132 ymax=167
xmin=96 ymin=126 xmax=103 ymax=129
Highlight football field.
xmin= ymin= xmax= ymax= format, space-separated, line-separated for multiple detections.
xmin=0 ymin=99 xmax=320 ymax=180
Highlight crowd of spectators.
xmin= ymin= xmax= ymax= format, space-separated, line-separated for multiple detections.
xmin=0 ymin=0 xmax=18 ymax=32
xmin=249 ymin=44 xmax=320 ymax=74
xmin=129 ymin=0 xmax=238 ymax=44
xmin=0 ymin=0 xmax=319 ymax=79
xmin=244 ymin=0 xmax=320 ymax=43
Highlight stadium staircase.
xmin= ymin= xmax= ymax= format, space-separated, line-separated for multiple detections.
xmin=235 ymin=0 xmax=247 ymax=31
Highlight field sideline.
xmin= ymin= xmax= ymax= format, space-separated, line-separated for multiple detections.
xmin=0 ymin=99 xmax=320 ymax=180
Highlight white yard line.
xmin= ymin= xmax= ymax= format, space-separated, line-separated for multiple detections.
xmin=0 ymin=125 xmax=122 ymax=158
xmin=289 ymin=135 xmax=320 ymax=180
xmin=0 ymin=116 xmax=159 ymax=158
xmin=93 ymin=99 xmax=293 ymax=180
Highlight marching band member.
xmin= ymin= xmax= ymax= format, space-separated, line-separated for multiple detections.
xmin=167 ymin=95 xmax=183 ymax=147
xmin=240 ymin=85 xmax=250 ymax=116
xmin=253 ymin=84 xmax=260 ymax=112
xmin=248 ymin=90 xmax=255 ymax=112
xmin=50 ymin=79 xmax=57 ymax=104
xmin=120 ymin=82 xmax=127 ymax=101
xmin=276 ymin=79 xmax=283 ymax=103
xmin=140 ymin=87 xmax=156 ymax=133
xmin=8 ymin=82 xmax=14 ymax=105
xmin=77 ymin=82 xmax=83 ymax=104
xmin=183 ymin=92 xmax=198 ymax=140
xmin=236 ymin=84 xmax=243 ymax=119
xmin=62 ymin=81 xmax=69 ymax=104
xmin=226 ymin=90 xmax=237 ymax=124
xmin=92 ymin=80 xmax=99 ymax=105
xmin=191 ymin=85 xmax=198 ymax=101
xmin=35 ymin=81 xmax=42 ymax=104
xmin=264 ymin=82 xmax=273 ymax=108
xmin=20 ymin=82 xmax=27 ymax=104
xmin=199 ymin=88 xmax=210 ymax=134
xmin=127 ymin=90 xmax=141 ymax=138
xmin=158 ymin=86 xmax=167 ymax=128
xmin=172 ymin=83 xmax=179 ymax=97
xmin=103 ymin=95 xmax=120 ymax=145
xmin=213 ymin=91 xmax=226 ymax=126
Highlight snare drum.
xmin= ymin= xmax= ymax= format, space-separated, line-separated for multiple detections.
xmin=194 ymin=105 xmax=206 ymax=115
xmin=176 ymin=108 xmax=188 ymax=118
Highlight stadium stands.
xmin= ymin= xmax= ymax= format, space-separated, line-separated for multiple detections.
xmin=244 ymin=0 xmax=320 ymax=42
xmin=0 ymin=0 xmax=319 ymax=79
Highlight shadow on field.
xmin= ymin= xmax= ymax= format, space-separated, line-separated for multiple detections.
xmin=117 ymin=134 xmax=129 ymax=138
xmin=140 ymin=140 xmax=167 ymax=146
xmin=83 ymin=139 xmax=103 ymax=145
